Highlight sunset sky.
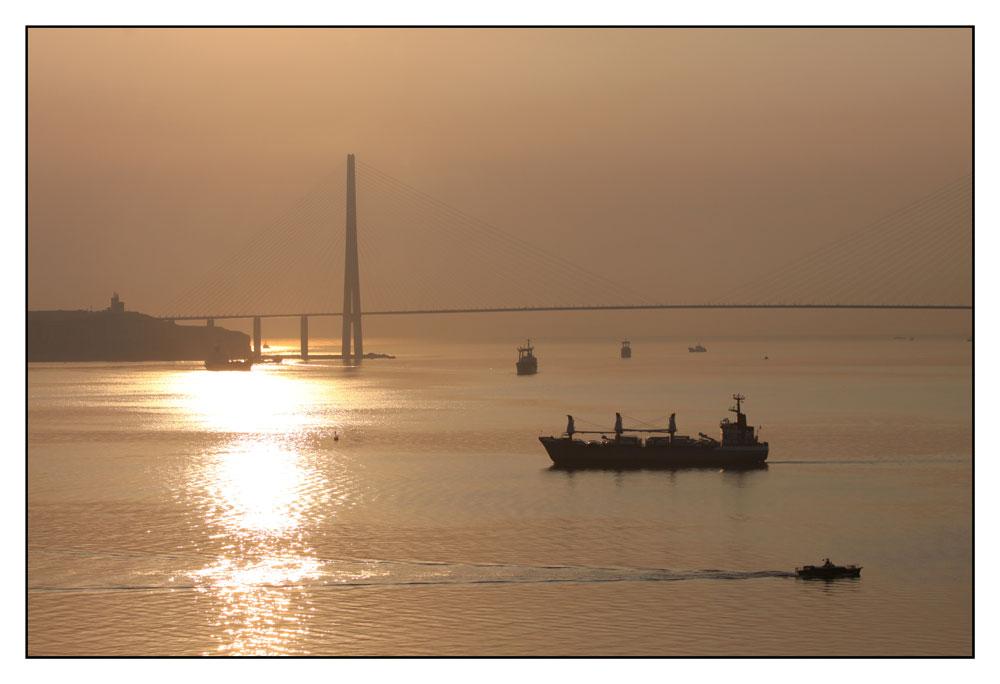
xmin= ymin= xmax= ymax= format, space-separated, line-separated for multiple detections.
xmin=27 ymin=28 xmax=971 ymax=338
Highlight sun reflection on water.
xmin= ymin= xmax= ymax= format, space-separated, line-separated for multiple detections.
xmin=186 ymin=439 xmax=330 ymax=655
xmin=175 ymin=367 xmax=336 ymax=655
xmin=171 ymin=366 xmax=326 ymax=434
xmin=203 ymin=442 xmax=327 ymax=535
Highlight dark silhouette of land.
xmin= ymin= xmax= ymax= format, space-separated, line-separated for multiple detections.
xmin=28 ymin=296 xmax=249 ymax=362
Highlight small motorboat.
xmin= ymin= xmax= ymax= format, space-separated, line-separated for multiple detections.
xmin=688 ymin=344 xmax=707 ymax=353
xmin=796 ymin=558 xmax=862 ymax=579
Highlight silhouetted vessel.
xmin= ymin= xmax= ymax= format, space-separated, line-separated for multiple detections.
xmin=205 ymin=346 xmax=253 ymax=371
xmin=539 ymin=394 xmax=768 ymax=468
xmin=205 ymin=358 xmax=254 ymax=371
xmin=621 ymin=340 xmax=631 ymax=358
xmin=516 ymin=340 xmax=538 ymax=375
xmin=689 ymin=344 xmax=707 ymax=353
xmin=796 ymin=559 xmax=862 ymax=579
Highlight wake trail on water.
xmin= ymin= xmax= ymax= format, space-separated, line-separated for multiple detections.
xmin=29 ymin=551 xmax=797 ymax=590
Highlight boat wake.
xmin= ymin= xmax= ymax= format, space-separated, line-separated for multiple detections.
xmin=29 ymin=552 xmax=797 ymax=591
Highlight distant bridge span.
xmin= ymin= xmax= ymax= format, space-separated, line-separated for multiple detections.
xmin=161 ymin=303 xmax=973 ymax=359
xmin=162 ymin=303 xmax=971 ymax=322
xmin=161 ymin=156 xmax=971 ymax=359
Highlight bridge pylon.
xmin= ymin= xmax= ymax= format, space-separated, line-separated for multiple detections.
xmin=342 ymin=154 xmax=363 ymax=359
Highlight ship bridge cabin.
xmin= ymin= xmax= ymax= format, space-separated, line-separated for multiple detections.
xmin=719 ymin=393 xmax=761 ymax=446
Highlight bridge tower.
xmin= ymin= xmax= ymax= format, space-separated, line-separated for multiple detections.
xmin=342 ymin=154 xmax=363 ymax=359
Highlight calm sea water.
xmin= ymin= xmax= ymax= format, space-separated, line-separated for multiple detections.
xmin=27 ymin=337 xmax=972 ymax=656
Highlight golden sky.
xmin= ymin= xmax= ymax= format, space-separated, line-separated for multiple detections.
xmin=27 ymin=28 xmax=971 ymax=336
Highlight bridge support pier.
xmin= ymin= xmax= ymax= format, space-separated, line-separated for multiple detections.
xmin=300 ymin=315 xmax=309 ymax=359
xmin=252 ymin=316 xmax=261 ymax=360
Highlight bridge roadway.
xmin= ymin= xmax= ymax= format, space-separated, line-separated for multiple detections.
xmin=161 ymin=303 xmax=972 ymax=360
xmin=164 ymin=303 xmax=971 ymax=321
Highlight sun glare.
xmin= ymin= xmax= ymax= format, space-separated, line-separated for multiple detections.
xmin=170 ymin=367 xmax=324 ymax=434
xmin=204 ymin=441 xmax=325 ymax=535
xmin=186 ymin=437 xmax=330 ymax=655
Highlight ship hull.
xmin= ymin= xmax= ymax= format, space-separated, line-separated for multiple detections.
xmin=539 ymin=436 xmax=768 ymax=469
xmin=516 ymin=360 xmax=537 ymax=375
xmin=205 ymin=359 xmax=254 ymax=371
xmin=796 ymin=566 xmax=861 ymax=579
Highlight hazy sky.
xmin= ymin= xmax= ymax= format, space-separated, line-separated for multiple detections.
xmin=27 ymin=28 xmax=971 ymax=337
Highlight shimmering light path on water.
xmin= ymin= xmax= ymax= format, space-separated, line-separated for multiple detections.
xmin=28 ymin=338 xmax=972 ymax=655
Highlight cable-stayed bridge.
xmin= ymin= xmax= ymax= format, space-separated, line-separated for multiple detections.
xmin=160 ymin=156 xmax=972 ymax=359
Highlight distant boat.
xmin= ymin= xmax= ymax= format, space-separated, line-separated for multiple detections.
xmin=621 ymin=340 xmax=631 ymax=359
xmin=205 ymin=345 xmax=253 ymax=371
xmin=205 ymin=359 xmax=253 ymax=371
xmin=262 ymin=343 xmax=270 ymax=349
xmin=763 ymin=355 xmax=769 ymax=360
xmin=795 ymin=559 xmax=862 ymax=579
xmin=688 ymin=344 xmax=707 ymax=353
xmin=516 ymin=340 xmax=538 ymax=375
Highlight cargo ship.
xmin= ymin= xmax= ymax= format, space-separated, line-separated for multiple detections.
xmin=539 ymin=394 xmax=768 ymax=468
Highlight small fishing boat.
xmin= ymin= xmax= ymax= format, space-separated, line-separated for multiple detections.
xmin=795 ymin=558 xmax=862 ymax=579
xmin=516 ymin=340 xmax=538 ymax=375
xmin=688 ymin=344 xmax=707 ymax=353
xmin=621 ymin=340 xmax=631 ymax=358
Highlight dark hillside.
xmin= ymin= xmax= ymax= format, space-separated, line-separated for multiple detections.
xmin=28 ymin=310 xmax=250 ymax=362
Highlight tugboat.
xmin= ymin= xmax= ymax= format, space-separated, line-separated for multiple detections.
xmin=796 ymin=558 xmax=862 ymax=579
xmin=621 ymin=340 xmax=632 ymax=359
xmin=688 ymin=344 xmax=707 ymax=353
xmin=516 ymin=340 xmax=538 ymax=375
xmin=539 ymin=394 xmax=768 ymax=468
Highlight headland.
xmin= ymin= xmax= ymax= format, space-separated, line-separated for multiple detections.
xmin=28 ymin=294 xmax=250 ymax=362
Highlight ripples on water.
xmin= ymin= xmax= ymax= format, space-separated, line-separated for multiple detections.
xmin=28 ymin=339 xmax=972 ymax=655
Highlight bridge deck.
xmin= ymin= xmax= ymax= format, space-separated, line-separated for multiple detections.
xmin=162 ymin=303 xmax=971 ymax=321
